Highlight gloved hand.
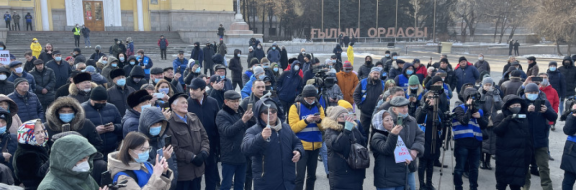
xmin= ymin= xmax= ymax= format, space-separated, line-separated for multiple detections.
xmin=191 ymin=154 xmax=204 ymax=167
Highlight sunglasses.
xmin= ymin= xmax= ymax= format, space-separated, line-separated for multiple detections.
xmin=262 ymin=109 xmax=277 ymax=115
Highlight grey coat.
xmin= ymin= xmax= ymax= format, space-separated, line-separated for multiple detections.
xmin=479 ymin=88 xmax=502 ymax=155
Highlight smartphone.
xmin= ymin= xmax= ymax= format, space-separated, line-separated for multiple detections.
xmin=164 ymin=135 xmax=172 ymax=148
xmin=157 ymin=149 xmax=163 ymax=160
xmin=314 ymin=112 xmax=320 ymax=116
xmin=247 ymin=103 xmax=253 ymax=111
xmin=154 ymin=93 xmax=164 ymax=99
xmin=100 ymin=171 xmax=112 ymax=187
xmin=397 ymin=116 xmax=403 ymax=126
xmin=513 ymin=114 xmax=527 ymax=118
xmin=531 ymin=77 xmax=543 ymax=82
xmin=62 ymin=123 xmax=70 ymax=132
xmin=533 ymin=100 xmax=542 ymax=111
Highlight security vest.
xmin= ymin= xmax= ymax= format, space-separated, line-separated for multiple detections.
xmin=397 ymin=74 xmax=410 ymax=91
xmin=452 ymin=104 xmax=484 ymax=141
xmin=295 ymin=103 xmax=322 ymax=143
xmin=73 ymin=27 xmax=80 ymax=35
xmin=359 ymin=78 xmax=384 ymax=104
xmin=113 ymin=162 xmax=153 ymax=187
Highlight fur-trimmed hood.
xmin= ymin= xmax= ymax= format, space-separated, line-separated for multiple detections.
xmin=68 ymin=82 xmax=98 ymax=96
xmin=45 ymin=97 xmax=87 ymax=131
xmin=0 ymin=94 xmax=18 ymax=116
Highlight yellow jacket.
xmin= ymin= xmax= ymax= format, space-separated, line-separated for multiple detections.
xmin=347 ymin=45 xmax=354 ymax=66
xmin=30 ymin=39 xmax=42 ymax=58
xmin=288 ymin=102 xmax=325 ymax=150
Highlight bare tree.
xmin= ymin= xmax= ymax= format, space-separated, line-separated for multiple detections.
xmin=529 ymin=0 xmax=576 ymax=55
xmin=453 ymin=0 xmax=482 ymax=42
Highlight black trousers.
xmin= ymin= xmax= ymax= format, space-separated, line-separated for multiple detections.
xmin=160 ymin=48 xmax=167 ymax=59
xmin=245 ymin=156 xmax=253 ymax=190
xmin=514 ymin=49 xmax=519 ymax=56
xmin=176 ymin=177 xmax=202 ymax=190
xmin=418 ymin=157 xmax=435 ymax=185
xmin=232 ymin=80 xmax=243 ymax=91
xmin=13 ymin=22 xmax=19 ymax=31
xmin=5 ymin=21 xmax=9 ymax=30
xmin=204 ymin=66 xmax=214 ymax=76
xmin=74 ymin=35 xmax=80 ymax=47
xmin=496 ymin=183 xmax=521 ymax=190
xmin=295 ymin=149 xmax=319 ymax=190
xmin=26 ymin=22 xmax=32 ymax=31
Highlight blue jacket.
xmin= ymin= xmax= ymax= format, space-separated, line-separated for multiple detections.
xmin=4 ymin=14 xmax=10 ymax=21
xmin=121 ymin=108 xmax=140 ymax=138
xmin=267 ymin=49 xmax=281 ymax=63
xmin=139 ymin=55 xmax=153 ymax=78
xmin=25 ymin=14 xmax=32 ymax=23
xmin=172 ymin=57 xmax=188 ymax=85
xmin=454 ymin=65 xmax=480 ymax=93
xmin=7 ymin=71 xmax=36 ymax=92
xmin=277 ymin=62 xmax=303 ymax=102
xmin=7 ymin=91 xmax=44 ymax=122
xmin=547 ymin=68 xmax=566 ymax=99
xmin=452 ymin=104 xmax=484 ymax=141
xmin=45 ymin=60 xmax=72 ymax=89
xmin=190 ymin=48 xmax=204 ymax=67
xmin=253 ymin=48 xmax=265 ymax=61
xmin=241 ymin=99 xmax=304 ymax=190
xmin=394 ymin=63 xmax=415 ymax=91
xmin=241 ymin=75 xmax=257 ymax=99
xmin=81 ymin=102 xmax=122 ymax=155
xmin=522 ymin=93 xmax=558 ymax=148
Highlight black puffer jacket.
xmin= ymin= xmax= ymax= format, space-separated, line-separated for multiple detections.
xmin=126 ymin=66 xmax=148 ymax=91
xmin=0 ymin=79 xmax=14 ymax=95
xmin=479 ymin=87 xmax=503 ymax=155
xmin=228 ymin=49 xmax=243 ymax=82
xmin=493 ymin=95 xmax=532 ymax=186
xmin=7 ymin=90 xmax=45 ymax=122
xmin=29 ymin=67 xmax=56 ymax=110
xmin=203 ymin=46 xmax=215 ymax=70
xmin=353 ymin=78 xmax=384 ymax=116
xmin=122 ymin=56 xmax=139 ymax=75
xmin=81 ymin=101 xmax=122 ymax=155
xmin=562 ymin=113 xmax=576 ymax=174
xmin=547 ymin=66 xmax=566 ymax=99
xmin=357 ymin=57 xmax=374 ymax=80
xmin=522 ymin=92 xmax=557 ymax=148
xmin=415 ymin=104 xmax=445 ymax=159
xmin=559 ymin=56 xmax=576 ymax=97
xmin=106 ymin=85 xmax=136 ymax=117
xmin=216 ymin=104 xmax=249 ymax=165
xmin=13 ymin=143 xmax=49 ymax=189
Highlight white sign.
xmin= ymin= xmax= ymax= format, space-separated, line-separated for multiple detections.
xmin=0 ymin=50 xmax=10 ymax=67
xmin=394 ymin=136 xmax=413 ymax=163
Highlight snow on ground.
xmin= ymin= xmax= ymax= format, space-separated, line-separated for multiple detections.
xmin=520 ymin=54 xmax=565 ymax=59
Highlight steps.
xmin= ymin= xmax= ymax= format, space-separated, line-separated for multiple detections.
xmin=4 ymin=31 xmax=193 ymax=58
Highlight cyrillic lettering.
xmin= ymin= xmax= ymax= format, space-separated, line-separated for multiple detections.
xmin=328 ymin=29 xmax=338 ymax=38
xmin=396 ymin=28 xmax=405 ymax=38
xmin=378 ymin=27 xmax=386 ymax=37
xmin=318 ymin=30 xmax=326 ymax=38
xmin=415 ymin=28 xmax=425 ymax=37
xmin=405 ymin=27 xmax=415 ymax=37
xmin=367 ymin=28 xmax=377 ymax=38
xmin=311 ymin=29 xmax=318 ymax=39
xmin=386 ymin=28 xmax=396 ymax=37
xmin=349 ymin=28 xmax=360 ymax=38
xmin=424 ymin=27 xmax=428 ymax=37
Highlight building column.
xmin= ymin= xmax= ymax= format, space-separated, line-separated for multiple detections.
xmin=40 ymin=0 xmax=49 ymax=31
xmin=137 ymin=0 xmax=144 ymax=31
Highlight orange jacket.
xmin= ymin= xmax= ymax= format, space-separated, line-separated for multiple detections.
xmin=336 ymin=71 xmax=359 ymax=104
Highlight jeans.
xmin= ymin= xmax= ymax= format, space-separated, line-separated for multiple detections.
xmin=560 ymin=99 xmax=565 ymax=115
xmin=295 ymin=149 xmax=319 ymax=190
xmin=205 ymin=151 xmax=221 ymax=190
xmin=84 ymin=37 xmax=91 ymax=47
xmin=160 ymin=48 xmax=167 ymax=59
xmin=524 ymin=147 xmax=552 ymax=190
xmin=377 ymin=187 xmax=404 ymax=190
xmin=176 ymin=177 xmax=202 ymax=190
xmin=407 ymin=172 xmax=416 ymax=190
xmin=5 ymin=21 xmax=9 ymax=30
xmin=220 ymin=163 xmax=246 ymax=190
xmin=319 ymin=142 xmax=329 ymax=175
xmin=26 ymin=22 xmax=32 ymax=31
xmin=563 ymin=171 xmax=576 ymax=190
xmin=453 ymin=143 xmax=481 ymax=190
xmin=74 ymin=35 xmax=80 ymax=47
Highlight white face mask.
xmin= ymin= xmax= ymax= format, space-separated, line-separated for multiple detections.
xmin=0 ymin=74 xmax=6 ymax=81
xmin=72 ymin=160 xmax=90 ymax=172
xmin=15 ymin=67 xmax=23 ymax=74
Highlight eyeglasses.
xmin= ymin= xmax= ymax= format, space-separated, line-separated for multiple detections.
xmin=263 ymin=109 xmax=277 ymax=115
xmin=426 ymin=96 xmax=435 ymax=99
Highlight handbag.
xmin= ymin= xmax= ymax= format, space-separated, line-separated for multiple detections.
xmin=338 ymin=130 xmax=370 ymax=169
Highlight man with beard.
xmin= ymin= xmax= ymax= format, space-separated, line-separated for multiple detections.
xmin=353 ymin=67 xmax=384 ymax=136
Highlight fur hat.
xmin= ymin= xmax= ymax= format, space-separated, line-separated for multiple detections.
xmin=109 ymin=68 xmax=125 ymax=80
xmin=73 ymin=72 xmax=91 ymax=84
xmin=127 ymin=90 xmax=152 ymax=108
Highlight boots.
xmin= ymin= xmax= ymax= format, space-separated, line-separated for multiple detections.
xmin=480 ymin=161 xmax=488 ymax=170
xmin=426 ymin=182 xmax=437 ymax=190
xmin=419 ymin=181 xmax=428 ymax=190
xmin=486 ymin=160 xmax=493 ymax=170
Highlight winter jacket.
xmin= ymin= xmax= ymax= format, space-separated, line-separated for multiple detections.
xmin=29 ymin=67 xmax=56 ymax=109
xmin=242 ymin=70 xmax=253 ymax=85
xmin=38 ymin=50 xmax=54 ymax=64
xmin=500 ymin=77 xmax=523 ymax=97
xmin=336 ymin=71 xmax=359 ymax=104
xmin=217 ymin=42 xmax=227 ymax=56
xmin=346 ymin=46 xmax=354 ymax=66
xmin=126 ymin=66 xmax=148 ymax=91
xmin=229 ymin=50 xmax=243 ymax=82
xmin=371 ymin=110 xmax=425 ymax=188
xmin=0 ymin=109 xmax=16 ymax=177
xmin=541 ymin=85 xmax=560 ymax=118
xmin=522 ymin=93 xmax=557 ymax=148
xmin=90 ymin=51 xmax=106 ymax=62
xmin=394 ymin=63 xmax=415 ymax=90
xmin=30 ymin=43 xmax=42 ymax=59
xmin=502 ymin=61 xmax=523 ymax=74
xmin=562 ymin=114 xmax=576 ymax=174
xmin=454 ymin=64 xmax=480 ymax=93
xmin=107 ymin=152 xmax=173 ymax=190
xmin=479 ymin=88 xmax=503 ymax=155
xmin=0 ymin=95 xmax=22 ymax=135
xmin=322 ymin=118 xmax=366 ymax=190
xmin=73 ymin=53 xmax=87 ymax=65
xmin=357 ymin=62 xmax=373 ymax=80
xmin=24 ymin=57 xmax=37 ymax=72
xmin=45 ymin=60 xmax=71 ymax=90
xmin=172 ymin=57 xmax=187 ymax=85
xmin=187 ymin=95 xmax=220 ymax=156
xmin=288 ymin=101 xmax=325 ymax=150
xmin=202 ymin=46 xmax=215 ymax=70
xmin=7 ymin=91 xmax=44 ymax=122
xmin=0 ymin=79 xmax=14 ymax=95
xmin=37 ymin=135 xmax=99 ymax=190
xmin=493 ymin=95 xmax=532 ymax=186
xmin=81 ymin=27 xmax=90 ymax=37
xmin=253 ymin=48 xmax=265 ymax=61
xmin=241 ymin=98 xmax=304 ymax=190
xmin=158 ymin=38 xmax=169 ymax=49
xmin=280 ymin=48 xmax=289 ymax=69
xmin=267 ymin=49 xmax=281 ymax=63
xmin=137 ymin=107 xmax=178 ymax=189
xmin=107 ymin=85 xmax=136 ymax=117
xmin=190 ymin=47 xmax=204 ymax=67
xmin=277 ymin=62 xmax=303 ymax=102
xmin=81 ymin=102 xmax=122 ymax=155
xmin=102 ymin=57 xmax=120 ymax=87
xmin=414 ymin=65 xmax=427 ymax=82
xmin=437 ymin=66 xmax=458 ymax=92
xmin=320 ymin=84 xmax=344 ymax=107
xmin=44 ymin=97 xmax=103 ymax=152
xmin=415 ymin=105 xmax=444 ymax=159
xmin=55 ymin=83 xmax=71 ymax=98
xmin=353 ymin=78 xmax=384 ymax=115
xmin=526 ymin=63 xmax=539 ymax=77
xmin=547 ymin=68 xmax=566 ymax=99
xmin=474 ymin=60 xmax=490 ymax=74
xmin=165 ymin=111 xmax=210 ymax=181
xmin=7 ymin=71 xmax=36 ymax=92
xmin=68 ymin=82 xmax=97 ymax=104
xmin=13 ymin=143 xmax=49 ymax=190
xmin=121 ymin=108 xmax=140 ymax=138
xmin=559 ymin=56 xmax=576 ymax=97
xmin=216 ymin=104 xmax=249 ymax=164
xmin=138 ymin=55 xmax=153 ymax=78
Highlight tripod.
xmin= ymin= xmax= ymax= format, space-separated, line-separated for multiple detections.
xmin=437 ymin=111 xmax=455 ymax=190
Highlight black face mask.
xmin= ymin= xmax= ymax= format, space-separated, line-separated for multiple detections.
xmin=366 ymin=61 xmax=372 ymax=65
xmin=509 ymin=107 xmax=521 ymax=114
xmin=93 ymin=103 xmax=106 ymax=110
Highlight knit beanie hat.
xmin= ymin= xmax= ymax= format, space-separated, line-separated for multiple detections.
xmin=326 ymin=106 xmax=348 ymax=121
xmin=259 ymin=100 xmax=278 ymax=114
xmin=458 ymin=56 xmax=467 ymax=63
xmin=337 ymin=100 xmax=353 ymax=110
xmin=370 ymin=67 xmax=382 ymax=74
xmin=482 ymin=77 xmax=493 ymax=86
xmin=253 ymin=66 xmax=265 ymax=77
xmin=13 ymin=78 xmax=28 ymax=88
xmin=343 ymin=61 xmax=352 ymax=69
xmin=430 ymin=76 xmax=443 ymax=85
xmin=525 ymin=83 xmax=539 ymax=93
xmin=549 ymin=61 xmax=557 ymax=67
xmin=511 ymin=70 xmax=522 ymax=77
xmin=408 ymin=75 xmax=419 ymax=85
xmin=90 ymin=86 xmax=108 ymax=101
xmin=302 ymin=85 xmax=318 ymax=97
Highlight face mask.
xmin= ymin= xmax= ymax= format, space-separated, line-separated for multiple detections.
xmin=159 ymin=88 xmax=169 ymax=94
xmin=0 ymin=74 xmax=6 ymax=81
xmin=366 ymin=61 xmax=372 ymax=65
xmin=410 ymin=86 xmax=418 ymax=90
xmin=133 ymin=78 xmax=142 ymax=83
xmin=129 ymin=61 xmax=136 ymax=65
xmin=55 ymin=57 xmax=62 ymax=61
xmin=302 ymin=51 xmax=305 ymax=54
xmin=541 ymin=79 xmax=549 ymax=86
xmin=385 ymin=54 xmax=390 ymax=57
xmin=111 ymin=63 xmax=117 ymax=67
xmin=0 ymin=126 xmax=6 ymax=134
xmin=406 ymin=70 xmax=414 ymax=75
xmin=15 ymin=67 xmax=23 ymax=74
xmin=257 ymin=46 xmax=261 ymax=49
xmin=102 ymin=60 xmax=108 ymax=64
xmin=273 ymin=47 xmax=276 ymax=50
xmin=59 ymin=113 xmax=75 ymax=123
xmin=526 ymin=93 xmax=538 ymax=101
xmin=133 ymin=150 xmax=150 ymax=163
xmin=294 ymin=65 xmax=300 ymax=71
xmin=73 ymin=52 xmax=77 ymax=56
xmin=398 ymin=112 xmax=409 ymax=118
xmin=345 ymin=69 xmax=351 ymax=73
xmin=237 ymin=54 xmax=240 ymax=57
xmin=478 ymin=57 xmax=483 ymax=61
xmin=0 ymin=47 xmax=4 ymax=50
xmin=263 ymin=65 xmax=270 ymax=69
xmin=117 ymin=41 xmax=120 ymax=44
xmin=393 ymin=56 xmax=398 ymax=59
xmin=220 ymin=75 xmax=225 ymax=80
xmin=136 ymin=56 xmax=141 ymax=60
xmin=116 ymin=78 xmax=126 ymax=86
xmin=273 ymin=68 xmax=278 ymax=72
xmin=83 ymin=88 xmax=91 ymax=93
xmin=509 ymin=107 xmax=521 ymax=114
xmin=549 ymin=67 xmax=557 ymax=71
xmin=71 ymin=160 xmax=91 ymax=172
xmin=93 ymin=103 xmax=106 ymax=110
xmin=258 ymin=74 xmax=266 ymax=80
xmin=483 ymin=86 xmax=494 ymax=92
xmin=119 ymin=57 xmax=125 ymax=62
xmin=349 ymin=112 xmax=354 ymax=115
xmin=307 ymin=100 xmax=315 ymax=105
xmin=154 ymin=78 xmax=160 ymax=83
xmin=140 ymin=104 xmax=151 ymax=112
xmin=149 ymin=126 xmax=161 ymax=136
xmin=195 ymin=67 xmax=201 ymax=73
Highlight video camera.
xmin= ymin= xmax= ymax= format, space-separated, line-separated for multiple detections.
xmin=468 ymin=92 xmax=485 ymax=110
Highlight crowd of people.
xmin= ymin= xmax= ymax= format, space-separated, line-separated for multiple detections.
xmin=0 ymin=33 xmax=574 ymax=190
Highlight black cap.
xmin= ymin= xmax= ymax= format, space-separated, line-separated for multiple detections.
xmin=413 ymin=59 xmax=420 ymax=63
xmin=127 ymin=90 xmax=152 ymax=108
xmin=168 ymin=93 xmax=188 ymax=108
xmin=73 ymin=72 xmax=91 ymax=84
xmin=150 ymin=67 xmax=163 ymax=74
xmin=90 ymin=86 xmax=108 ymax=101
xmin=549 ymin=61 xmax=558 ymax=67
xmin=458 ymin=56 xmax=467 ymax=63
xmin=8 ymin=61 xmax=22 ymax=68
xmin=33 ymin=59 xmax=44 ymax=65
xmin=527 ymin=56 xmax=536 ymax=60
xmin=188 ymin=78 xmax=206 ymax=90
xmin=163 ymin=67 xmax=173 ymax=72
xmin=53 ymin=50 xmax=61 ymax=55
xmin=73 ymin=48 xmax=81 ymax=53
xmin=178 ymin=50 xmax=184 ymax=54
xmin=224 ymin=90 xmax=241 ymax=100
xmin=430 ymin=76 xmax=443 ymax=84
xmin=511 ymin=70 xmax=522 ymax=77
xmin=109 ymin=68 xmax=126 ymax=80
xmin=210 ymin=75 xmax=220 ymax=83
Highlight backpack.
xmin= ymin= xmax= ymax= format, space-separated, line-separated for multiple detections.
xmin=338 ymin=130 xmax=370 ymax=169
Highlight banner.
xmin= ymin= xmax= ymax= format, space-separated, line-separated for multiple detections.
xmin=394 ymin=136 xmax=413 ymax=163
xmin=0 ymin=50 xmax=10 ymax=67
xmin=311 ymin=27 xmax=428 ymax=39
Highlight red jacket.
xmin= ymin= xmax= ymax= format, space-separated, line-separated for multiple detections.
xmin=157 ymin=39 xmax=169 ymax=47
xmin=414 ymin=65 xmax=428 ymax=78
xmin=284 ymin=64 xmax=303 ymax=78
xmin=540 ymin=85 xmax=559 ymax=124
xmin=454 ymin=62 xmax=473 ymax=70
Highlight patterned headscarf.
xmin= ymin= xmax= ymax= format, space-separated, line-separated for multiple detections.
xmin=17 ymin=119 xmax=48 ymax=146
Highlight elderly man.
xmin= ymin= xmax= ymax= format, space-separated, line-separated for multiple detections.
xmin=106 ymin=69 xmax=135 ymax=116
xmin=68 ymin=72 xmax=96 ymax=103
xmin=7 ymin=78 xmax=44 ymax=122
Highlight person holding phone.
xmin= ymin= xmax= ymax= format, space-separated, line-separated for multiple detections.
xmin=322 ymin=106 xmax=366 ymax=189
xmin=107 ymin=132 xmax=173 ymax=190
xmin=81 ymin=86 xmax=123 ymax=158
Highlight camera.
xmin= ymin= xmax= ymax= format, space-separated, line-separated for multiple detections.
xmin=429 ymin=85 xmax=443 ymax=94
xmin=468 ymin=92 xmax=485 ymax=110
xmin=512 ymin=114 xmax=527 ymax=119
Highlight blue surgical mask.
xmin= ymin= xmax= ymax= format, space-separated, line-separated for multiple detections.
xmin=349 ymin=112 xmax=354 ymax=115
xmin=294 ymin=65 xmax=300 ymax=71
xmin=393 ymin=56 xmax=398 ymax=59
xmin=549 ymin=67 xmax=557 ymax=71
xmin=220 ymin=75 xmax=225 ymax=80
xmin=273 ymin=68 xmax=278 ymax=72
xmin=154 ymin=78 xmax=160 ymax=83
xmin=133 ymin=150 xmax=150 ymax=163
xmin=385 ymin=54 xmax=390 ymax=57
xmin=140 ymin=104 xmax=151 ymax=112
xmin=149 ymin=126 xmax=161 ymax=136
xmin=526 ymin=93 xmax=538 ymax=101
xmin=116 ymin=78 xmax=126 ymax=86
xmin=0 ymin=126 xmax=6 ymax=134
xmin=136 ymin=56 xmax=141 ymax=60
xmin=0 ymin=47 xmax=4 ymax=50
xmin=195 ymin=67 xmax=201 ymax=73
xmin=398 ymin=112 xmax=409 ymax=118
xmin=119 ymin=57 xmax=125 ymax=62
xmin=410 ymin=86 xmax=419 ymax=90
xmin=130 ymin=61 xmax=136 ymax=65
xmin=55 ymin=56 xmax=62 ymax=61
xmin=258 ymin=74 xmax=266 ymax=80
xmin=159 ymin=88 xmax=169 ymax=94
xmin=102 ymin=60 xmax=108 ymax=64
xmin=406 ymin=70 xmax=414 ymax=75
xmin=111 ymin=63 xmax=117 ymax=67
xmin=263 ymin=65 xmax=270 ymax=69
xmin=59 ymin=113 xmax=75 ymax=123
xmin=236 ymin=54 xmax=240 ymax=57
xmin=273 ymin=47 xmax=276 ymax=50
